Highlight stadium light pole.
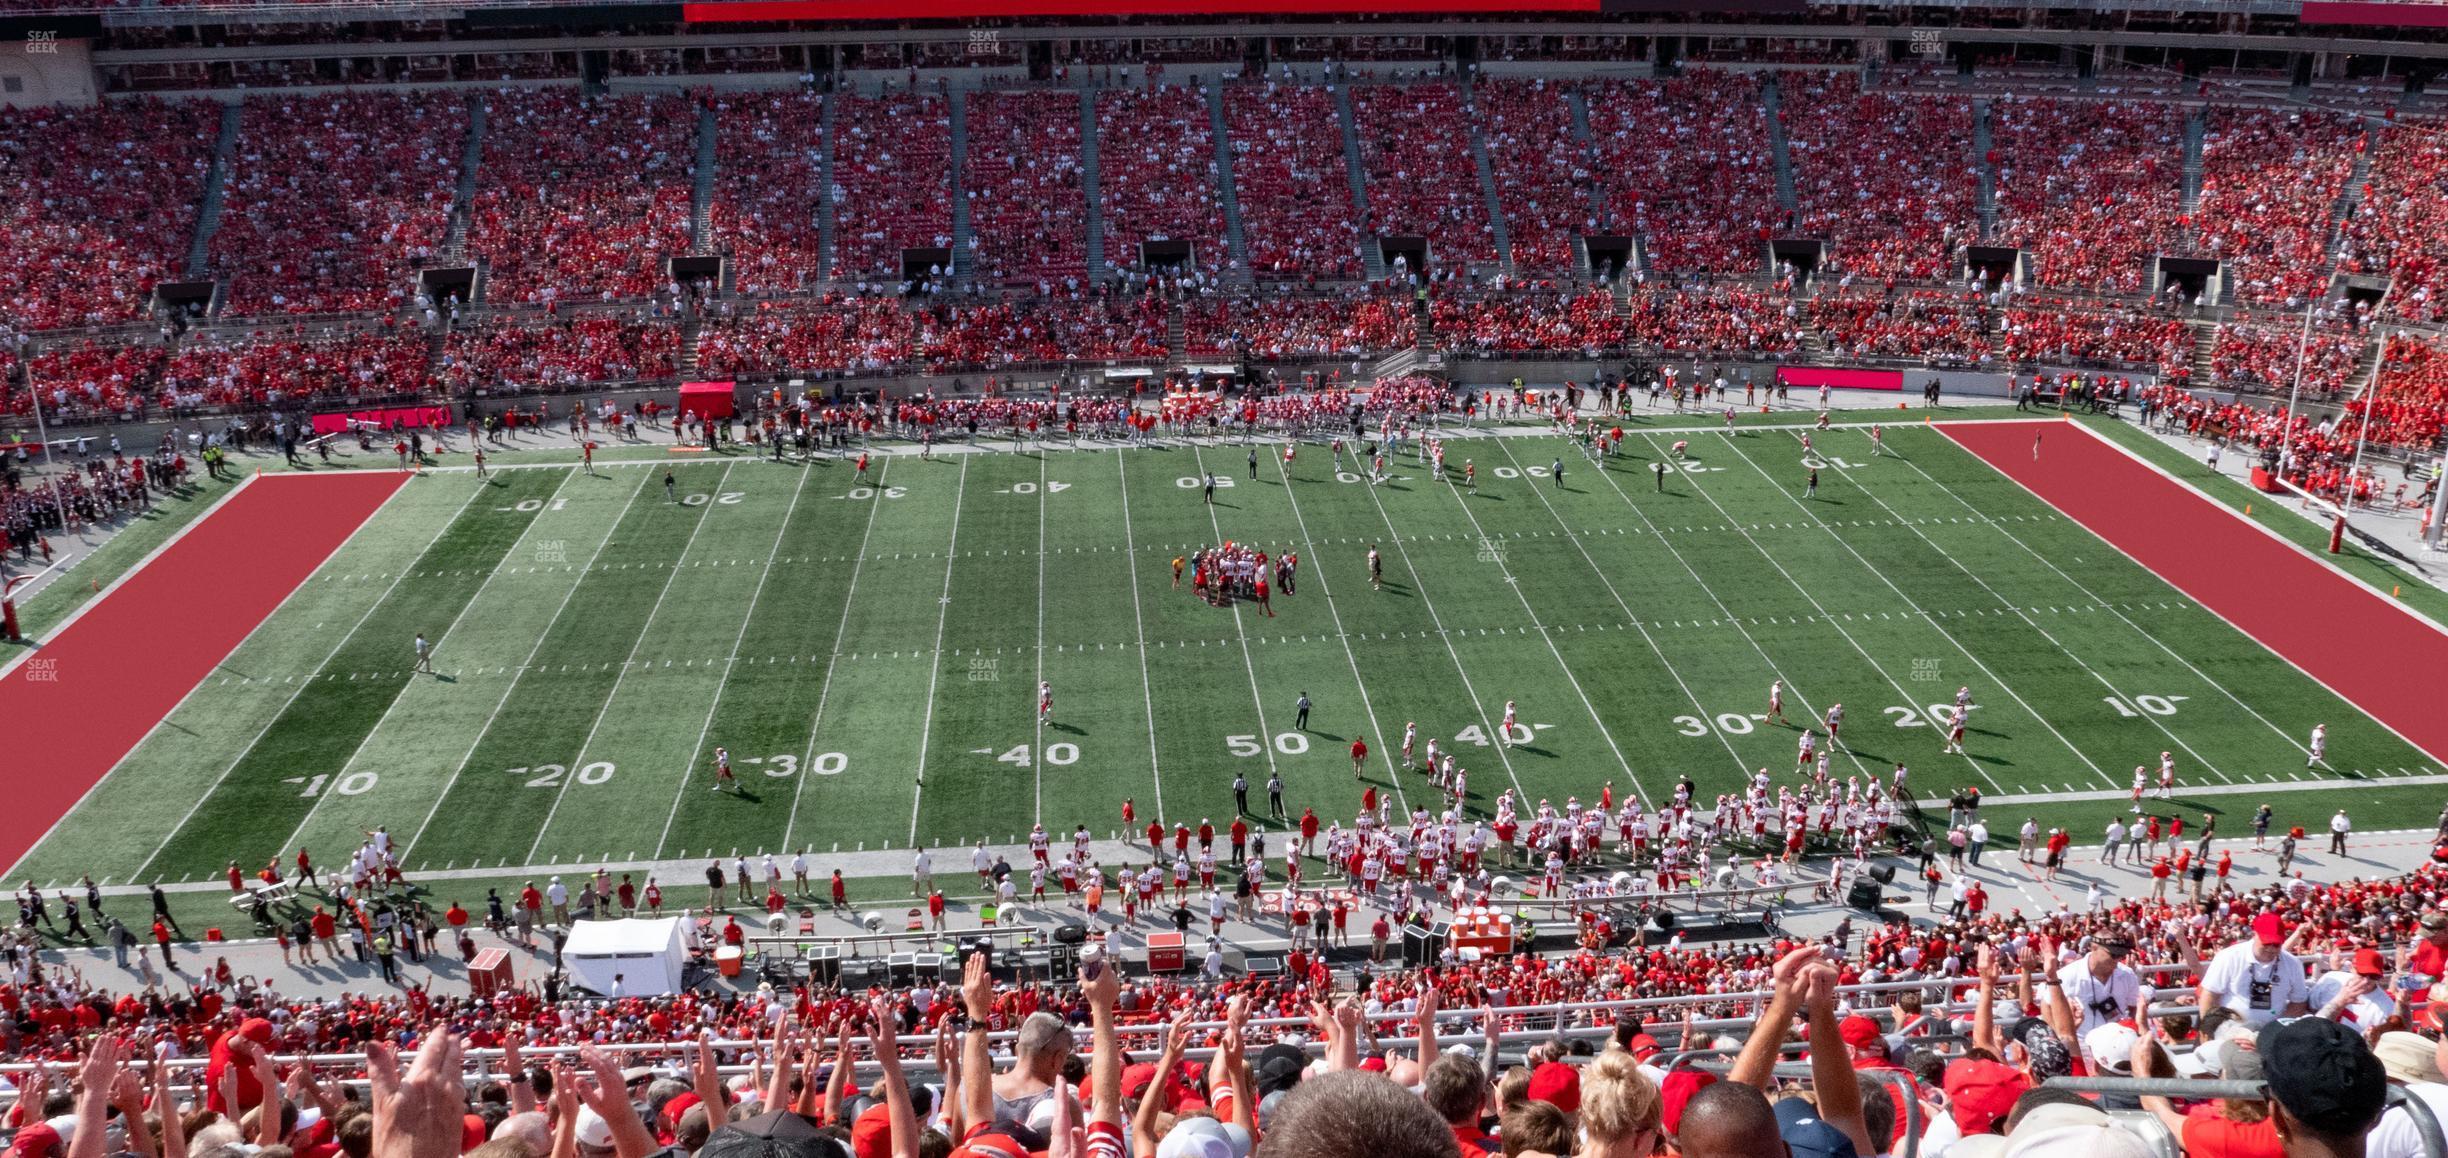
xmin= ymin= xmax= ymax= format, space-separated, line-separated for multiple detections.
xmin=2343 ymin=325 xmax=2386 ymax=519
xmin=2277 ymin=298 xmax=2317 ymax=479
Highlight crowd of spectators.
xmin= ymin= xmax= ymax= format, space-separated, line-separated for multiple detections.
xmin=2338 ymin=123 xmax=2448 ymax=323
xmin=909 ymin=294 xmax=1169 ymax=371
xmin=0 ymin=813 xmax=2444 ymax=1158
xmin=1779 ymin=74 xmax=1978 ymax=282
xmin=1351 ymin=84 xmax=1497 ymax=265
xmin=2344 ymin=331 xmax=2448 ymax=450
xmin=2207 ymin=319 xmax=2370 ymax=398
xmin=1585 ymin=74 xmax=1785 ymax=275
xmin=962 ymin=91 xmax=1090 ymax=287
xmin=2194 ymin=108 xmax=2362 ymax=310
xmin=1808 ymin=288 xmax=1994 ymax=366
xmin=1092 ymin=86 xmax=1229 ymax=277
xmin=1428 ymin=291 xmax=1628 ymax=356
xmin=1990 ymin=96 xmax=2186 ymax=294
xmin=828 ymin=92 xmax=955 ymax=283
xmin=15 ymin=343 xmax=169 ymax=421
xmin=208 ymin=92 xmax=466 ymax=318
xmin=693 ymin=298 xmax=917 ymax=378
xmin=1998 ymin=303 xmax=2193 ymax=377
xmin=160 ymin=324 xmax=434 ymax=408
xmin=706 ymin=93 xmax=826 ymax=296
xmin=1472 ymin=78 xmax=1595 ymax=273
xmin=0 ymin=98 xmax=219 ymax=331
xmin=1223 ymin=84 xmax=1364 ymax=281
xmin=465 ymin=89 xmax=696 ymax=306
xmin=1179 ymin=288 xmax=1415 ymax=359
xmin=441 ymin=315 xmax=681 ymax=392
xmin=1622 ymin=285 xmax=1801 ymax=356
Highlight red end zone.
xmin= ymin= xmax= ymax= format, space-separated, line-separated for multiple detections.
xmin=0 ymin=471 xmax=409 ymax=874
xmin=1942 ymin=419 xmax=2448 ymax=767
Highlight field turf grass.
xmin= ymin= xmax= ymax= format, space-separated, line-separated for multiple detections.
xmin=11 ymin=419 xmax=2445 ymax=894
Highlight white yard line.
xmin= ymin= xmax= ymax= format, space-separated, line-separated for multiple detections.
xmin=526 ymin=463 xmax=739 ymax=863
xmin=1856 ymin=432 xmax=2310 ymax=760
xmin=1186 ymin=446 xmax=1283 ymax=786
xmin=1405 ymin=448 xmax=1647 ymax=800
xmin=1112 ymin=450 xmax=1168 ymax=828
xmin=648 ymin=456 xmax=820 ymax=859
xmin=1270 ymin=449 xmax=1412 ymax=807
xmin=12 ymin=473 xmax=411 ymax=882
xmin=905 ymin=456 xmax=973 ymax=844
xmin=403 ymin=469 xmax=647 ymax=863
xmin=1916 ymin=775 xmax=2448 ymax=809
xmin=1487 ymin=439 xmax=1752 ymax=794
xmin=279 ymin=466 xmax=593 ymax=863
xmin=1711 ymin=431 xmax=2122 ymax=788
xmin=1637 ymin=432 xmax=2018 ymax=790
xmin=1543 ymin=439 xmax=1883 ymax=787
xmin=1033 ymin=451 xmax=1050 ymax=824
xmin=1322 ymin=444 xmax=1531 ymax=806
xmin=775 ymin=459 xmax=895 ymax=858
xmin=129 ymin=475 xmax=479 ymax=884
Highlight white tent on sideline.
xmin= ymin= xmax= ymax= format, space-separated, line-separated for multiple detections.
xmin=562 ymin=917 xmax=688 ymax=996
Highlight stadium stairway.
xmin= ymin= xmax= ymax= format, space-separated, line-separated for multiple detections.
xmin=2327 ymin=118 xmax=2375 ymax=253
xmin=1080 ymin=90 xmax=1107 ymax=279
xmin=2187 ymin=319 xmax=2220 ymax=384
xmin=1464 ymin=91 xmax=1515 ymax=273
xmin=816 ymin=93 xmax=839 ymax=280
xmin=1762 ymin=74 xmax=1798 ymax=218
xmin=1204 ymin=85 xmax=1254 ymax=280
xmin=183 ymin=102 xmax=243 ymax=282
xmin=1332 ymin=84 xmax=1386 ymax=282
xmin=691 ymin=102 xmax=718 ymax=254
xmin=442 ymin=94 xmax=488 ymax=260
xmin=949 ymin=91 xmax=974 ymax=280
xmin=2180 ymin=109 xmax=2206 ymax=248
xmin=1564 ymin=85 xmax=1608 ymax=235
xmin=1971 ymin=99 xmax=1997 ymax=241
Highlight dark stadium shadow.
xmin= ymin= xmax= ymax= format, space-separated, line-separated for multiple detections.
xmin=1511 ymin=745 xmax=1554 ymax=758
xmin=1312 ymin=732 xmax=1345 ymax=743
xmin=1047 ymin=722 xmax=1083 ymax=735
xmin=1378 ymin=583 xmax=1413 ymax=597
xmin=1473 ymin=493 xmax=1504 ymax=503
xmin=726 ymin=788 xmax=765 ymax=804
xmin=433 ymin=674 xmax=458 ymax=685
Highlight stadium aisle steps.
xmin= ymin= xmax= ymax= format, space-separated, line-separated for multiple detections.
xmin=183 ymin=102 xmax=243 ymax=283
xmin=1205 ymin=84 xmax=1253 ymax=280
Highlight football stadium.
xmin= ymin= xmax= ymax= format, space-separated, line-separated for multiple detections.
xmin=4 ymin=4 xmax=2448 ymax=1158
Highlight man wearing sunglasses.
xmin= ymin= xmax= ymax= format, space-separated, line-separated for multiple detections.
xmin=2054 ymin=932 xmax=2145 ymax=1036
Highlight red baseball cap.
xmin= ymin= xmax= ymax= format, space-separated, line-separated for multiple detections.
xmin=2355 ymin=948 xmax=2388 ymax=977
xmin=1840 ymin=1015 xmax=1885 ymax=1050
xmin=1628 ymin=1034 xmax=1662 ymax=1061
xmin=2254 ymin=913 xmax=2288 ymax=945
xmin=11 ymin=1124 xmax=61 ymax=1158
xmin=1660 ymin=1070 xmax=1717 ymax=1135
xmin=1527 ymin=1061 xmax=1581 ymax=1113
xmin=1943 ymin=1058 xmax=2030 ymax=1136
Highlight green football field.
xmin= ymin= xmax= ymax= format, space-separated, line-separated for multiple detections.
xmin=15 ymin=421 xmax=2446 ymax=892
